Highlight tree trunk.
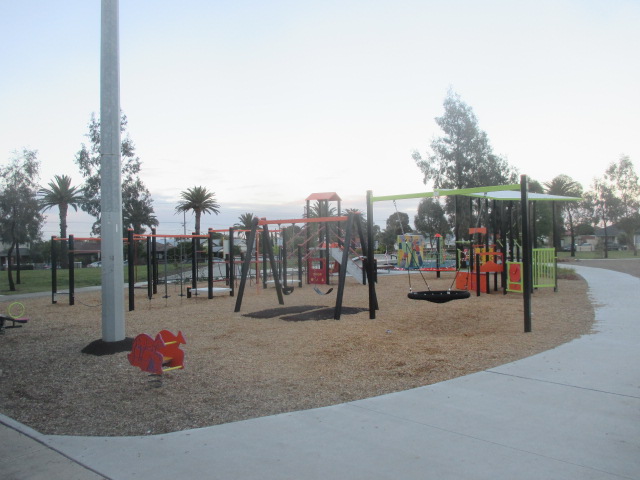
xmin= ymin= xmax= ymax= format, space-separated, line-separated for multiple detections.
xmin=195 ymin=211 xmax=201 ymax=236
xmin=568 ymin=210 xmax=576 ymax=257
xmin=7 ymin=241 xmax=16 ymax=291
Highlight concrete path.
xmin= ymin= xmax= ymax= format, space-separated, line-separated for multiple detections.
xmin=1 ymin=265 xmax=639 ymax=479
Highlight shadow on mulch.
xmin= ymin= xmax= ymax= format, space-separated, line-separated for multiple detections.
xmin=81 ymin=337 xmax=134 ymax=356
xmin=243 ymin=305 xmax=322 ymax=319
xmin=243 ymin=305 xmax=369 ymax=321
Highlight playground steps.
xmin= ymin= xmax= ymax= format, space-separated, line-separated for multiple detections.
xmin=329 ymin=248 xmax=364 ymax=284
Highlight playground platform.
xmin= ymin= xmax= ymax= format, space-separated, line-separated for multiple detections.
xmin=1 ymin=265 xmax=639 ymax=479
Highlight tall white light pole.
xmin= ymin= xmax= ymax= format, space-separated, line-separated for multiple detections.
xmin=100 ymin=0 xmax=125 ymax=342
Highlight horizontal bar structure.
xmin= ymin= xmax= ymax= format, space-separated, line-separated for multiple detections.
xmin=258 ymin=216 xmax=349 ymax=225
xmin=133 ymin=233 xmax=210 ymax=239
xmin=466 ymin=191 xmax=581 ymax=202
xmin=51 ymin=237 xmax=102 ymax=242
xmin=370 ymin=184 xmax=521 ymax=203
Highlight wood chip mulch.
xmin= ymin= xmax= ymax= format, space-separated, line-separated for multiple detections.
xmin=0 ymin=271 xmax=595 ymax=437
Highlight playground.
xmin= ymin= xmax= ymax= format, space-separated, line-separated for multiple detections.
xmin=0 ymin=269 xmax=595 ymax=437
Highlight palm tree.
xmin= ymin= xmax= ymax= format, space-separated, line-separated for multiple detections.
xmin=175 ymin=186 xmax=220 ymax=235
xmin=544 ymin=175 xmax=583 ymax=256
xmin=306 ymin=200 xmax=337 ymax=218
xmin=234 ymin=212 xmax=257 ymax=239
xmin=39 ymin=175 xmax=84 ymax=267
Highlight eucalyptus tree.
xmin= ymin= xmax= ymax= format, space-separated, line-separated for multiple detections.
xmin=414 ymin=198 xmax=450 ymax=247
xmin=175 ymin=186 xmax=220 ymax=235
xmin=122 ymin=178 xmax=158 ymax=234
xmin=413 ymin=90 xmax=518 ymax=239
xmin=605 ymin=155 xmax=640 ymax=255
xmin=582 ymin=178 xmax=622 ymax=258
xmin=75 ymin=112 xmax=156 ymax=235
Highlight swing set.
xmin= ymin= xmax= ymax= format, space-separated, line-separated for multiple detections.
xmin=233 ymin=212 xmax=374 ymax=320
xmin=392 ymin=199 xmax=470 ymax=303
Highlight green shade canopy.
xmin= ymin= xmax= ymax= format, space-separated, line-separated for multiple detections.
xmin=370 ymin=184 xmax=580 ymax=203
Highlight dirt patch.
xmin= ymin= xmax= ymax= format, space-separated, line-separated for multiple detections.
xmin=0 ymin=271 xmax=594 ymax=436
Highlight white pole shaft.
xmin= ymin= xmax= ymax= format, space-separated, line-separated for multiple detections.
xmin=100 ymin=0 xmax=125 ymax=342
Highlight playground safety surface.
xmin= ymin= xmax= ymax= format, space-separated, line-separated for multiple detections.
xmin=0 ymin=272 xmax=595 ymax=438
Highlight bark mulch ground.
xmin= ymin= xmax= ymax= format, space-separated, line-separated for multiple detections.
xmin=0 ymin=269 xmax=596 ymax=436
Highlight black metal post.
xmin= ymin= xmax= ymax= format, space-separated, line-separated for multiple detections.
xmin=262 ymin=227 xmax=268 ymax=289
xmin=282 ymin=228 xmax=288 ymax=288
xmin=366 ymin=190 xmax=379 ymax=319
xmin=208 ymin=229 xmax=214 ymax=299
xmin=234 ymin=218 xmax=259 ymax=312
xmin=51 ymin=236 xmax=58 ymax=304
xmin=128 ymin=229 xmax=135 ymax=311
xmin=191 ymin=233 xmax=198 ymax=290
xmin=263 ymin=224 xmax=284 ymax=305
xmin=228 ymin=227 xmax=235 ymax=296
xmin=475 ymin=253 xmax=481 ymax=297
xmin=334 ymin=213 xmax=354 ymax=320
xmin=521 ymin=175 xmax=532 ymax=332
xmin=146 ymin=236 xmax=152 ymax=300
xmin=68 ymin=235 xmax=74 ymax=306
xmin=297 ymin=246 xmax=303 ymax=287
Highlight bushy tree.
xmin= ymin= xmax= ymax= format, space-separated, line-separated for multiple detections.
xmin=605 ymin=155 xmax=640 ymax=255
xmin=582 ymin=177 xmax=622 ymax=258
xmin=414 ymin=198 xmax=450 ymax=246
xmin=379 ymin=211 xmax=412 ymax=252
xmin=122 ymin=178 xmax=158 ymax=234
xmin=75 ymin=113 xmax=156 ymax=235
xmin=0 ymin=149 xmax=43 ymax=290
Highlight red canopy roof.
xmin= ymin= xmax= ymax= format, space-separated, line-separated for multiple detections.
xmin=305 ymin=192 xmax=342 ymax=202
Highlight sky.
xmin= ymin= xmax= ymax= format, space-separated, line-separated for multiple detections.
xmin=1 ymin=0 xmax=639 ymax=238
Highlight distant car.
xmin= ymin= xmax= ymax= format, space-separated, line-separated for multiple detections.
xmin=88 ymin=261 xmax=102 ymax=268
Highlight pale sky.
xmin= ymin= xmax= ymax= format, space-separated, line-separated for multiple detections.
xmin=1 ymin=0 xmax=639 ymax=238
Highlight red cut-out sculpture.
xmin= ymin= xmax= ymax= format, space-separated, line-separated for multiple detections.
xmin=128 ymin=330 xmax=186 ymax=375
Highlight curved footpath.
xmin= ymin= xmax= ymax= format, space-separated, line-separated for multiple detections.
xmin=1 ymin=266 xmax=639 ymax=480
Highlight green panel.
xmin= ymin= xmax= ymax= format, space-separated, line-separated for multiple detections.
xmin=532 ymin=248 xmax=556 ymax=288
xmin=371 ymin=184 xmax=520 ymax=203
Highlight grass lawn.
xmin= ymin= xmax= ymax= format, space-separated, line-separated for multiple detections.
xmin=557 ymin=250 xmax=639 ymax=260
xmin=0 ymin=266 xmax=152 ymax=296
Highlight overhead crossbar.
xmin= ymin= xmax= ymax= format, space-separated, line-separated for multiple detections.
xmin=258 ymin=216 xmax=349 ymax=225
xmin=465 ymin=191 xmax=581 ymax=202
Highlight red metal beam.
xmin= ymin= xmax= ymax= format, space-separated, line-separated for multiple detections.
xmin=258 ymin=216 xmax=348 ymax=226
